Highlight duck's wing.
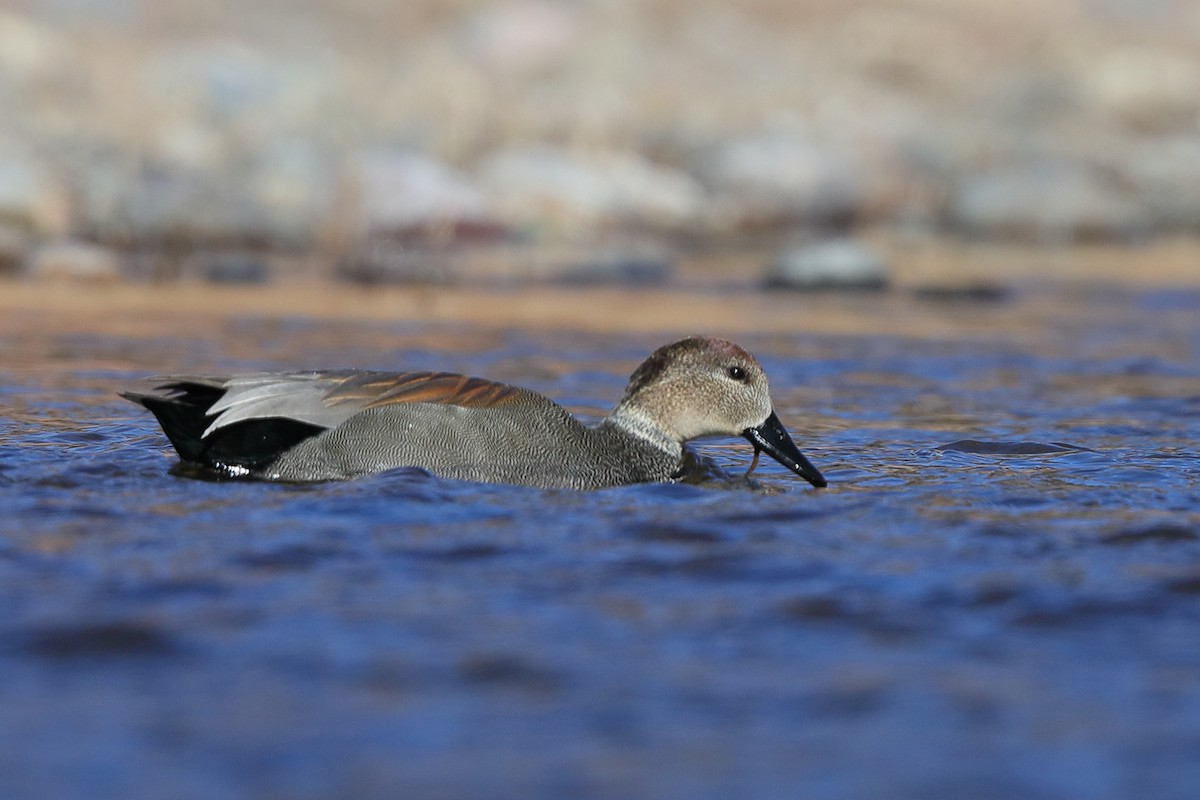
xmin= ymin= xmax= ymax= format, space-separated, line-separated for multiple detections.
xmin=196 ymin=369 xmax=529 ymax=438
xmin=124 ymin=369 xmax=543 ymax=471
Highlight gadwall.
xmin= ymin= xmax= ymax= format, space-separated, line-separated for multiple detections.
xmin=122 ymin=336 xmax=826 ymax=489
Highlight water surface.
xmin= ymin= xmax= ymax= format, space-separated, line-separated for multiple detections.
xmin=1 ymin=284 xmax=1199 ymax=800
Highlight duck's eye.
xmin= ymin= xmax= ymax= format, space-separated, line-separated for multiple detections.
xmin=727 ymin=365 xmax=747 ymax=382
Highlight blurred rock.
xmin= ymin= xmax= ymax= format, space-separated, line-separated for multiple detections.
xmin=80 ymin=164 xmax=274 ymax=249
xmin=0 ymin=11 xmax=66 ymax=81
xmin=335 ymin=240 xmax=456 ymax=285
xmin=461 ymin=1 xmax=579 ymax=75
xmin=0 ymin=223 xmax=27 ymax=275
xmin=948 ymin=161 xmax=1146 ymax=242
xmin=481 ymin=147 xmax=703 ymax=232
xmin=76 ymin=143 xmax=331 ymax=252
xmin=912 ymin=282 xmax=1011 ymax=303
xmin=0 ymin=158 xmax=39 ymax=229
xmin=354 ymin=150 xmax=503 ymax=244
xmin=27 ymin=240 xmax=121 ymax=282
xmin=248 ymin=139 xmax=334 ymax=249
xmin=1084 ymin=47 xmax=1200 ymax=134
xmin=550 ymin=246 xmax=674 ymax=286
xmin=138 ymin=39 xmax=338 ymax=171
xmin=765 ymin=238 xmax=889 ymax=291
xmin=186 ymin=250 xmax=270 ymax=284
xmin=142 ymin=40 xmax=284 ymax=127
xmin=1122 ymin=137 xmax=1200 ymax=232
xmin=698 ymin=132 xmax=865 ymax=230
xmin=27 ymin=0 xmax=139 ymax=25
xmin=0 ymin=151 xmax=64 ymax=234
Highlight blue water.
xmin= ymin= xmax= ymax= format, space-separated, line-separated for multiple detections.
xmin=1 ymin=285 xmax=1199 ymax=799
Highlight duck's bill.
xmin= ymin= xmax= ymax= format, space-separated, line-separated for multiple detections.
xmin=743 ymin=412 xmax=827 ymax=488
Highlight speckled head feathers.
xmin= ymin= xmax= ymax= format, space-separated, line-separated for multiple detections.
xmin=623 ymin=337 xmax=760 ymax=399
xmin=615 ymin=337 xmax=774 ymax=441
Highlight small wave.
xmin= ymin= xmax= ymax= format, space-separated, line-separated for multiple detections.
xmin=935 ymin=439 xmax=1095 ymax=455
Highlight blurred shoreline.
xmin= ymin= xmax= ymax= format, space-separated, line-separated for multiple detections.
xmin=2 ymin=1 xmax=1199 ymax=289
xmin=3 ymin=238 xmax=1197 ymax=351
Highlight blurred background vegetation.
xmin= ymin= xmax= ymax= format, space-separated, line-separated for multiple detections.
xmin=1 ymin=0 xmax=1197 ymax=287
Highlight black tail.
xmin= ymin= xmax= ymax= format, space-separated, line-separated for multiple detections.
xmin=122 ymin=383 xmax=324 ymax=473
xmin=121 ymin=385 xmax=222 ymax=463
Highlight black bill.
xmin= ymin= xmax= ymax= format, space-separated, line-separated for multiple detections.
xmin=742 ymin=411 xmax=827 ymax=488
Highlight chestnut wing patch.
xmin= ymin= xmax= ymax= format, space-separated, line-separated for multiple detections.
xmin=324 ymin=371 xmax=525 ymax=410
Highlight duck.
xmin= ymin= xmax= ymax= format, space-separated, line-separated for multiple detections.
xmin=122 ymin=336 xmax=826 ymax=490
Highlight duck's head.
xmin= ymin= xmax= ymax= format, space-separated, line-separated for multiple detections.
xmin=616 ymin=337 xmax=826 ymax=487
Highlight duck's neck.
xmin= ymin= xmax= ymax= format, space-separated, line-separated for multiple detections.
xmin=601 ymin=403 xmax=682 ymax=458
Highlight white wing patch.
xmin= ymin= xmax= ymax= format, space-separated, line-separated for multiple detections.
xmin=202 ymin=373 xmax=356 ymax=438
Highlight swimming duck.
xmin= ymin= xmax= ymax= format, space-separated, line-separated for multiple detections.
xmin=123 ymin=336 xmax=826 ymax=490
